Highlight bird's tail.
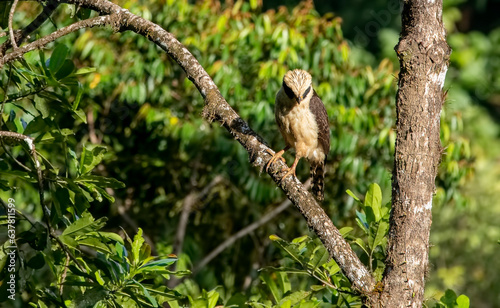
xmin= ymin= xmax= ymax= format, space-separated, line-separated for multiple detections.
xmin=311 ymin=161 xmax=326 ymax=202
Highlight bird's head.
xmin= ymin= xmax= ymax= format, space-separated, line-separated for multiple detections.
xmin=282 ymin=69 xmax=313 ymax=104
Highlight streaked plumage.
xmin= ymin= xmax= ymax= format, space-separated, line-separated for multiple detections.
xmin=267 ymin=69 xmax=330 ymax=201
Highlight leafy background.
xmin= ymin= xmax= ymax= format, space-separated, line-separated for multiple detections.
xmin=0 ymin=0 xmax=498 ymax=307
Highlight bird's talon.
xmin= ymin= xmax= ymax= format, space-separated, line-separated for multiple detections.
xmin=265 ymin=148 xmax=287 ymax=173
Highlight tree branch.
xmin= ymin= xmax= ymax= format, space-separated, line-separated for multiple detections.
xmin=8 ymin=0 xmax=20 ymax=49
xmin=173 ymin=175 xmax=225 ymax=258
xmin=1 ymin=15 xmax=113 ymax=69
xmin=1 ymin=0 xmax=60 ymax=54
xmin=3 ymin=0 xmax=377 ymax=295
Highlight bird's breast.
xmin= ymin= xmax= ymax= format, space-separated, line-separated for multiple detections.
xmin=275 ymin=97 xmax=325 ymax=163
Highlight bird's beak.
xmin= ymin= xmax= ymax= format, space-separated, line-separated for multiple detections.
xmin=297 ymin=96 xmax=303 ymax=104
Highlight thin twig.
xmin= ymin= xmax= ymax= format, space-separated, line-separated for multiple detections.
xmin=59 ymin=250 xmax=71 ymax=294
xmin=173 ymin=175 xmax=224 ymax=257
xmin=0 ymin=140 xmax=32 ymax=172
xmin=8 ymin=0 xmax=19 ymax=49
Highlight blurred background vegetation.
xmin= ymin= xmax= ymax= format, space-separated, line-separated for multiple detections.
xmin=0 ymin=0 xmax=498 ymax=306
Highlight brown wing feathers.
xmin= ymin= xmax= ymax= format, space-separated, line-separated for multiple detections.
xmin=309 ymin=91 xmax=330 ymax=201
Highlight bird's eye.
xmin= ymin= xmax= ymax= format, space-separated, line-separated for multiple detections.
xmin=303 ymin=85 xmax=311 ymax=98
xmin=283 ymin=81 xmax=295 ymax=99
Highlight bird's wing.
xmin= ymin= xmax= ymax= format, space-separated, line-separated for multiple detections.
xmin=309 ymin=91 xmax=330 ymax=157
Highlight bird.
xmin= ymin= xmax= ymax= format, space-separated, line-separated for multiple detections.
xmin=266 ymin=69 xmax=330 ymax=201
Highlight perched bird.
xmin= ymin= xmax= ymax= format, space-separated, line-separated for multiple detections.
xmin=266 ymin=69 xmax=330 ymax=201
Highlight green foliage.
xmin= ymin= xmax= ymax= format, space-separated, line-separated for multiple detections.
xmin=262 ymin=234 xmax=358 ymax=307
xmin=252 ymin=184 xmax=390 ymax=307
xmin=348 ymin=183 xmax=390 ymax=280
xmin=426 ymin=289 xmax=470 ymax=308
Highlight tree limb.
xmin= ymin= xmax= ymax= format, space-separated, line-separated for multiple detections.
xmin=1 ymin=15 xmax=113 ymax=69
xmin=1 ymin=0 xmax=60 ymax=54
xmin=2 ymin=0 xmax=377 ymax=295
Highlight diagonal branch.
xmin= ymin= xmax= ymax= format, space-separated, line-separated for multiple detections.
xmin=2 ymin=0 xmax=377 ymax=295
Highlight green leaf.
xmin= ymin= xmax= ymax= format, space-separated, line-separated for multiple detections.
xmin=269 ymin=235 xmax=303 ymax=266
xmin=139 ymin=258 xmax=178 ymax=271
xmin=0 ymin=2 xmax=13 ymax=28
xmin=76 ymin=7 xmax=92 ymax=20
xmin=456 ymin=295 xmax=470 ymax=308
xmin=353 ymin=238 xmax=369 ymax=256
xmin=23 ymin=116 xmax=48 ymax=136
xmin=72 ymin=108 xmax=87 ymax=123
xmin=206 ymin=289 xmax=219 ymax=308
xmin=310 ymin=285 xmax=325 ymax=291
xmin=132 ymin=228 xmax=145 ymax=266
xmin=48 ymin=44 xmax=69 ymax=74
xmin=364 ymin=183 xmax=382 ymax=223
xmin=27 ymin=252 xmax=45 ymax=269
xmin=54 ymin=59 xmax=75 ymax=80
xmin=260 ymin=272 xmax=282 ymax=303
xmin=76 ymin=175 xmax=126 ymax=189
xmin=133 ymin=279 xmax=159 ymax=307
xmin=95 ymin=270 xmax=105 ymax=286
xmin=279 ymin=290 xmax=311 ymax=307
xmin=75 ymin=67 xmax=97 ymax=75
xmin=79 ymin=145 xmax=107 ymax=175
xmin=372 ymin=221 xmax=389 ymax=250
xmin=73 ymin=83 xmax=84 ymax=111
xmin=61 ymin=211 xmax=107 ymax=238
xmin=339 ymin=227 xmax=353 ymax=237
xmin=309 ymin=245 xmax=329 ymax=271
xmin=92 ymin=231 xmax=124 ymax=245
xmin=276 ymin=271 xmax=291 ymax=296
xmin=440 ymin=289 xmax=458 ymax=307
xmin=346 ymin=189 xmax=361 ymax=203
xmin=355 ymin=211 xmax=369 ymax=234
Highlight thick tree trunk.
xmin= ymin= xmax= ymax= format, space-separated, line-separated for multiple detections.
xmin=376 ymin=0 xmax=451 ymax=307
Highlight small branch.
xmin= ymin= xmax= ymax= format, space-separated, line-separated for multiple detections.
xmin=8 ymin=0 xmax=19 ymax=49
xmin=1 ymin=0 xmax=59 ymax=54
xmin=172 ymin=175 xmax=224 ymax=257
xmin=168 ymin=175 xmax=225 ymax=288
xmin=2 ymin=15 xmax=113 ymax=68
xmin=59 ymin=250 xmax=71 ymax=295
xmin=0 ymin=140 xmax=32 ymax=172
xmin=192 ymin=178 xmax=312 ymax=276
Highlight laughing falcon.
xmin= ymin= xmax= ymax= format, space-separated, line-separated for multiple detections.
xmin=266 ymin=69 xmax=330 ymax=201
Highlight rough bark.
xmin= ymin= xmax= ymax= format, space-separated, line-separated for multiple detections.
xmin=1 ymin=0 xmax=376 ymax=296
xmin=377 ymin=0 xmax=451 ymax=307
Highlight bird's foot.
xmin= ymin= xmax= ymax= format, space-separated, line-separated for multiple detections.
xmin=265 ymin=148 xmax=287 ymax=173
xmin=278 ymin=155 xmax=299 ymax=182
